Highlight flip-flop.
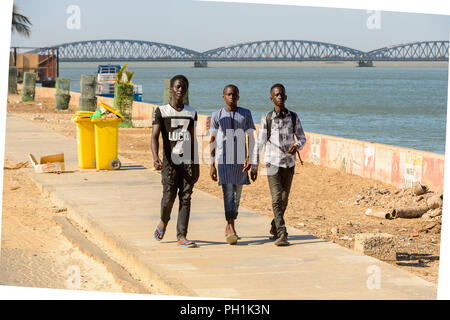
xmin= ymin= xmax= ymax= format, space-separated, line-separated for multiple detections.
xmin=226 ymin=234 xmax=238 ymax=245
xmin=154 ymin=225 xmax=165 ymax=241
xmin=178 ymin=240 xmax=198 ymax=248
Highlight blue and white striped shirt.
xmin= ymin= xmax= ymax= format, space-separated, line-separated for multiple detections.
xmin=210 ymin=107 xmax=257 ymax=185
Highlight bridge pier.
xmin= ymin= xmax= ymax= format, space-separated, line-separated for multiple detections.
xmin=194 ymin=59 xmax=208 ymax=68
xmin=358 ymin=60 xmax=374 ymax=67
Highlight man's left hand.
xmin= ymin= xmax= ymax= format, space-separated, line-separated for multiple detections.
xmin=250 ymin=169 xmax=258 ymax=182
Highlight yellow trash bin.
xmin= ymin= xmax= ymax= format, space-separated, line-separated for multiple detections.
xmin=91 ymin=101 xmax=124 ymax=170
xmin=72 ymin=111 xmax=96 ymax=169
xmin=91 ymin=118 xmax=122 ymax=170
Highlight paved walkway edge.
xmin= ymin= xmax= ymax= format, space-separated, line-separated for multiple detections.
xmin=27 ymin=171 xmax=198 ymax=297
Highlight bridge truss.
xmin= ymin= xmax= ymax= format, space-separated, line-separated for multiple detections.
xmin=35 ymin=39 xmax=203 ymax=62
xmin=202 ymin=40 xmax=365 ymax=61
xmin=365 ymin=41 xmax=449 ymax=61
xmin=34 ymin=39 xmax=449 ymax=62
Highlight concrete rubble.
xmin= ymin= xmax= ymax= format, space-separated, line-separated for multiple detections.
xmin=354 ymin=233 xmax=396 ymax=260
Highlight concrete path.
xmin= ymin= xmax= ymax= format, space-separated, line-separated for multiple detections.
xmin=3 ymin=115 xmax=437 ymax=299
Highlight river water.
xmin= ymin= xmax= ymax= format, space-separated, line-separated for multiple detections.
xmin=60 ymin=62 xmax=449 ymax=154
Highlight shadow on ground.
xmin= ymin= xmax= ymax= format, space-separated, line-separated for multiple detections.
xmin=163 ymin=234 xmax=326 ymax=247
xmin=119 ymin=165 xmax=147 ymax=171
xmin=396 ymin=252 xmax=440 ymax=268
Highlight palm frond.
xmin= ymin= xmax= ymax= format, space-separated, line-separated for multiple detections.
xmin=12 ymin=5 xmax=32 ymax=37
xmin=116 ymin=64 xmax=128 ymax=84
xmin=125 ymin=71 xmax=134 ymax=83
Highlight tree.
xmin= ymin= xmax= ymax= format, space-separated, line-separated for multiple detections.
xmin=12 ymin=4 xmax=32 ymax=37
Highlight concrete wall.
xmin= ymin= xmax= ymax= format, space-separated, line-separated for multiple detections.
xmin=31 ymin=86 xmax=446 ymax=191
xmin=299 ymin=132 xmax=445 ymax=192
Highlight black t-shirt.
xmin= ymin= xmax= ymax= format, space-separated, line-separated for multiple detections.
xmin=152 ymin=104 xmax=197 ymax=165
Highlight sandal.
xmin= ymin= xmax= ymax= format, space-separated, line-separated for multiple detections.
xmin=154 ymin=225 xmax=165 ymax=241
xmin=225 ymin=233 xmax=238 ymax=245
xmin=178 ymin=240 xmax=198 ymax=248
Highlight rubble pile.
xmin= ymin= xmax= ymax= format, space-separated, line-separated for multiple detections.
xmin=350 ymin=183 xmax=443 ymax=234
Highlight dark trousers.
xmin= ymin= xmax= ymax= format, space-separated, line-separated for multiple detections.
xmin=160 ymin=160 xmax=197 ymax=240
xmin=267 ymin=165 xmax=295 ymax=237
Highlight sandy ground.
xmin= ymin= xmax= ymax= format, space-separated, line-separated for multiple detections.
xmin=3 ymin=93 xmax=442 ymax=286
xmin=0 ymin=159 xmax=127 ymax=292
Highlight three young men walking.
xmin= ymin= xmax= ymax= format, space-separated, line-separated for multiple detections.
xmin=151 ymin=76 xmax=306 ymax=247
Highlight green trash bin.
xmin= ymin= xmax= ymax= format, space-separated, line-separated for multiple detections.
xmin=21 ymin=72 xmax=36 ymax=102
xmin=55 ymin=78 xmax=72 ymax=110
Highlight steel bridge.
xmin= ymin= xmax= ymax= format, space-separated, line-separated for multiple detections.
xmin=34 ymin=39 xmax=449 ymax=62
xmin=366 ymin=41 xmax=449 ymax=61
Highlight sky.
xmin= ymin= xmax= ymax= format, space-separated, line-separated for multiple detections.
xmin=10 ymin=0 xmax=450 ymax=53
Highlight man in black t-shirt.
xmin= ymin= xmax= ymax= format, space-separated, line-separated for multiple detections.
xmin=151 ymin=75 xmax=200 ymax=248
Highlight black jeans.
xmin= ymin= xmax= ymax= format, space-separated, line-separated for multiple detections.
xmin=267 ymin=165 xmax=295 ymax=237
xmin=160 ymin=159 xmax=199 ymax=240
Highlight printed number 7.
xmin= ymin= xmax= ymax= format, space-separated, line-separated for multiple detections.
xmin=171 ymin=119 xmax=191 ymax=155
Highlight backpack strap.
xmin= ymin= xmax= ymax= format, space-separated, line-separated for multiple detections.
xmin=265 ymin=111 xmax=274 ymax=142
xmin=290 ymin=111 xmax=297 ymax=136
xmin=289 ymin=111 xmax=304 ymax=165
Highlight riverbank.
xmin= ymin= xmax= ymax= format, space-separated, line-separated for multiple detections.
xmin=3 ymin=93 xmax=442 ymax=285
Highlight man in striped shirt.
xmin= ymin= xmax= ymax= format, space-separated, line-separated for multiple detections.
xmin=210 ymin=84 xmax=258 ymax=245
xmin=256 ymin=83 xmax=306 ymax=246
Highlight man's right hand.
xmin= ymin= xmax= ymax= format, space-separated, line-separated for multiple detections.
xmin=154 ymin=158 xmax=163 ymax=170
xmin=288 ymin=144 xmax=299 ymax=155
xmin=210 ymin=165 xmax=218 ymax=181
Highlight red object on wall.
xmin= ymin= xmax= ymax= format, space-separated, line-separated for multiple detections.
xmin=363 ymin=145 xmax=376 ymax=179
xmin=422 ymin=156 xmax=445 ymax=191
xmin=300 ymin=133 xmax=311 ymax=161
xmin=391 ymin=151 xmax=402 ymax=188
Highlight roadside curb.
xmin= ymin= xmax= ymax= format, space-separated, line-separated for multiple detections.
xmin=26 ymin=169 xmax=198 ymax=297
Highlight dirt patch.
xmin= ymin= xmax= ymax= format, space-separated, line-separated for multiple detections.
xmin=0 ymin=157 xmax=151 ymax=293
xmin=5 ymin=93 xmax=441 ymax=284
xmin=1 ymin=158 xmax=124 ymax=291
